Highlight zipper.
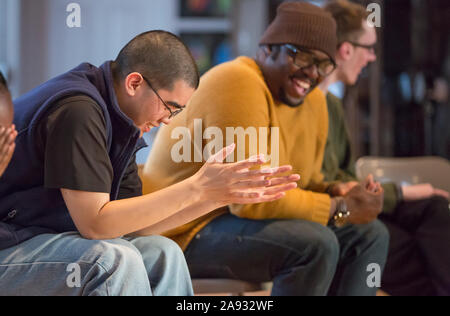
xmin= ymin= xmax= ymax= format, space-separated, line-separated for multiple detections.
xmin=1 ymin=209 xmax=17 ymax=222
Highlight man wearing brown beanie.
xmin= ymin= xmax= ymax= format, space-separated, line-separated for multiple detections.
xmin=142 ymin=2 xmax=389 ymax=296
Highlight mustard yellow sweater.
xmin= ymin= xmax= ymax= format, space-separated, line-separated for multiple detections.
xmin=142 ymin=56 xmax=331 ymax=251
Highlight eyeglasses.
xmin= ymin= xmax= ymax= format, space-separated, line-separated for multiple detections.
xmin=283 ymin=44 xmax=336 ymax=77
xmin=347 ymin=41 xmax=376 ymax=54
xmin=142 ymin=75 xmax=185 ymax=119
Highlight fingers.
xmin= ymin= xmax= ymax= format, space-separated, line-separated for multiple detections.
xmin=372 ymin=182 xmax=382 ymax=194
xmin=363 ymin=174 xmax=375 ymax=190
xmin=265 ymin=174 xmax=300 ymax=186
xmin=6 ymin=129 xmax=17 ymax=147
xmin=0 ymin=142 xmax=15 ymax=176
xmin=207 ymin=143 xmax=236 ymax=163
xmin=0 ymin=131 xmax=13 ymax=158
xmin=228 ymin=191 xmax=287 ymax=205
xmin=261 ymin=182 xmax=298 ymax=196
xmin=362 ymin=174 xmax=381 ymax=194
xmin=0 ymin=126 xmax=16 ymax=148
xmin=228 ymin=154 xmax=267 ymax=172
xmin=232 ymin=179 xmax=271 ymax=190
xmin=227 ymin=178 xmax=299 ymax=205
xmin=0 ymin=126 xmax=10 ymax=149
xmin=433 ymin=188 xmax=450 ymax=200
xmin=231 ymin=182 xmax=298 ymax=204
xmin=235 ymin=165 xmax=294 ymax=180
xmin=233 ymin=173 xmax=300 ymax=191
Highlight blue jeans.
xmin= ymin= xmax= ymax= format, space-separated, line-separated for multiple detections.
xmin=185 ymin=213 xmax=389 ymax=296
xmin=0 ymin=232 xmax=193 ymax=296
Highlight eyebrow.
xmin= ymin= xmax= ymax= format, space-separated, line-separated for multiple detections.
xmin=295 ymin=46 xmax=330 ymax=61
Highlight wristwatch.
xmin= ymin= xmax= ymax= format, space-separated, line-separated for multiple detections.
xmin=331 ymin=197 xmax=350 ymax=228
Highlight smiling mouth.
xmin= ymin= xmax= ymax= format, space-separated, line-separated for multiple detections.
xmin=291 ymin=77 xmax=313 ymax=96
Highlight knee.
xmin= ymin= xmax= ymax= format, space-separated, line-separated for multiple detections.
xmin=73 ymin=238 xmax=151 ymax=295
xmin=138 ymin=235 xmax=186 ymax=263
xmin=308 ymin=225 xmax=340 ymax=264
xmin=132 ymin=236 xmax=186 ymax=266
xmin=287 ymin=221 xmax=340 ymax=268
xmin=93 ymin=239 xmax=147 ymax=274
xmin=363 ymin=220 xmax=390 ymax=253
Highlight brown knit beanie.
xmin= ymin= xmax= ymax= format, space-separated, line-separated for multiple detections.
xmin=260 ymin=2 xmax=337 ymax=62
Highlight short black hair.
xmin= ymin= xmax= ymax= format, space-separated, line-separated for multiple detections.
xmin=112 ymin=30 xmax=199 ymax=91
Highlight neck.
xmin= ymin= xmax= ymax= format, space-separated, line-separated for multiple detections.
xmin=318 ymin=70 xmax=339 ymax=94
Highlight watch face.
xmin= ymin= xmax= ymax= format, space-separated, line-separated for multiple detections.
xmin=334 ymin=217 xmax=348 ymax=228
xmin=333 ymin=210 xmax=350 ymax=228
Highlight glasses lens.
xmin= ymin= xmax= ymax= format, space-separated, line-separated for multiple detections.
xmin=294 ymin=51 xmax=314 ymax=68
xmin=293 ymin=48 xmax=335 ymax=76
xmin=318 ymin=60 xmax=336 ymax=76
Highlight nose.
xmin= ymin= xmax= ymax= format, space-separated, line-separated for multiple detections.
xmin=368 ymin=49 xmax=377 ymax=62
xmin=160 ymin=117 xmax=172 ymax=125
xmin=301 ymin=64 xmax=319 ymax=81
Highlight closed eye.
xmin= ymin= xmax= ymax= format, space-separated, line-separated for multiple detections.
xmin=167 ymin=101 xmax=186 ymax=110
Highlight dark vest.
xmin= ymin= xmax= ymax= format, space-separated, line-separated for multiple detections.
xmin=0 ymin=61 xmax=146 ymax=250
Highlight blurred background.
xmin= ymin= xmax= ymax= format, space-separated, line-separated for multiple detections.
xmin=0 ymin=0 xmax=449 ymax=164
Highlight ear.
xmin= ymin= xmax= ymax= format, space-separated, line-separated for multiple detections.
xmin=337 ymin=42 xmax=354 ymax=62
xmin=259 ymin=45 xmax=272 ymax=58
xmin=124 ymin=72 xmax=144 ymax=96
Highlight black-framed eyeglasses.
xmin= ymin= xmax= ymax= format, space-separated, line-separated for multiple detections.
xmin=283 ymin=44 xmax=336 ymax=77
xmin=347 ymin=41 xmax=376 ymax=54
xmin=142 ymin=75 xmax=185 ymax=119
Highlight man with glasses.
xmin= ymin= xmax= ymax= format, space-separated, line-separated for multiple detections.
xmin=320 ymin=0 xmax=450 ymax=296
xmin=144 ymin=2 xmax=389 ymax=296
xmin=0 ymin=30 xmax=298 ymax=296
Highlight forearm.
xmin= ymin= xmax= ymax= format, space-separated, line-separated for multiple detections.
xmin=129 ymin=198 xmax=221 ymax=237
xmin=70 ymin=175 xmax=214 ymax=239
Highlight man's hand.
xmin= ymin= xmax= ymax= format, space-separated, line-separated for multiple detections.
xmin=402 ymin=184 xmax=450 ymax=202
xmin=329 ymin=181 xmax=359 ymax=196
xmin=343 ymin=182 xmax=384 ymax=225
xmin=0 ymin=125 xmax=17 ymax=177
xmin=193 ymin=143 xmax=301 ymax=206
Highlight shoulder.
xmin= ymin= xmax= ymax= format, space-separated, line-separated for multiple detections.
xmin=326 ymin=92 xmax=345 ymax=115
xmin=305 ymin=87 xmax=328 ymax=114
xmin=48 ymin=95 xmax=106 ymax=126
xmin=200 ymin=57 xmax=267 ymax=90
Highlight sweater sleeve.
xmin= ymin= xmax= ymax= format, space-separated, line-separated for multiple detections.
xmin=381 ymin=182 xmax=400 ymax=214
